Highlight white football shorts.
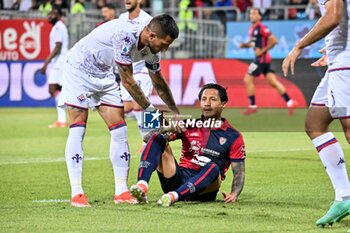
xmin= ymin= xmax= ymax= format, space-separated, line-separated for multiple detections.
xmin=310 ymin=69 xmax=350 ymax=118
xmin=120 ymin=72 xmax=153 ymax=102
xmin=58 ymin=61 xmax=123 ymax=109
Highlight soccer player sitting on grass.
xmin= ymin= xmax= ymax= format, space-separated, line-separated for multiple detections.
xmin=130 ymin=83 xmax=246 ymax=206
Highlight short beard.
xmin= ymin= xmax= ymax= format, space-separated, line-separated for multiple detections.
xmin=127 ymin=4 xmax=137 ymax=13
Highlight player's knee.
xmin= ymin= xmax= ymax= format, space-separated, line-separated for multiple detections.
xmin=149 ymin=133 xmax=167 ymax=148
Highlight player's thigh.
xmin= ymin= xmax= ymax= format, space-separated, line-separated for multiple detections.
xmin=328 ymin=70 xmax=350 ymax=119
xmin=202 ymin=175 xmax=221 ymax=194
xmin=157 ymin=144 xmax=177 ymax=178
xmin=247 ymin=61 xmax=262 ymax=77
xmin=48 ymin=83 xmax=62 ymax=96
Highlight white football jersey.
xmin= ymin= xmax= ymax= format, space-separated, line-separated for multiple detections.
xmin=118 ymin=10 xmax=153 ymax=74
xmin=66 ymin=18 xmax=160 ymax=78
xmin=318 ymin=0 xmax=350 ymax=69
xmin=50 ymin=20 xmax=69 ymax=68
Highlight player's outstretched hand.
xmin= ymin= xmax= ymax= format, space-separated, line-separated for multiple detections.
xmin=40 ymin=64 xmax=47 ymax=74
xmin=282 ymin=47 xmax=303 ymax=77
xmin=222 ymin=192 xmax=237 ymax=203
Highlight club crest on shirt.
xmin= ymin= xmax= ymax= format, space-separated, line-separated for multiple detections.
xmin=219 ymin=137 xmax=227 ymax=145
xmin=77 ymin=94 xmax=86 ymax=103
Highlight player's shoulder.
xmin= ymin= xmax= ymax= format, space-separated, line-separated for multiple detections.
xmin=221 ymin=119 xmax=242 ymax=137
xmin=119 ymin=12 xmax=128 ymax=19
xmin=140 ymin=9 xmax=153 ymax=21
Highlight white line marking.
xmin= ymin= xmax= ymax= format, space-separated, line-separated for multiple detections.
xmin=0 ymin=148 xmax=315 ymax=165
xmin=33 ymin=199 xmax=70 ymax=203
xmin=0 ymin=157 xmax=108 ymax=165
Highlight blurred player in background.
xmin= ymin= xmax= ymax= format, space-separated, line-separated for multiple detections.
xmin=40 ymin=7 xmax=69 ymax=128
xmin=119 ymin=0 xmax=154 ymax=154
xmin=282 ymin=0 xmax=350 ymax=227
xmin=130 ymin=83 xmax=246 ymax=206
xmin=59 ymin=14 xmax=180 ymax=207
xmin=240 ymin=8 xmax=297 ymax=116
xmin=96 ymin=3 xmax=116 ymax=27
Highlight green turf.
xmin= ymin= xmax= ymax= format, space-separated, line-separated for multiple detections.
xmin=0 ymin=108 xmax=349 ymax=232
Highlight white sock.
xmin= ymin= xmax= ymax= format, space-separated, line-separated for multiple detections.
xmin=312 ymin=132 xmax=350 ymax=201
xmin=169 ymin=191 xmax=179 ymax=202
xmin=65 ymin=124 xmax=86 ymax=198
xmin=287 ymin=99 xmax=294 ymax=107
xmin=133 ymin=110 xmax=150 ymax=139
xmin=110 ymin=121 xmax=130 ymax=195
xmin=54 ymin=91 xmax=66 ymax=123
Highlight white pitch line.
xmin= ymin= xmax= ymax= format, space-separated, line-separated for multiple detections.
xmin=33 ymin=199 xmax=70 ymax=203
xmin=0 ymin=157 xmax=108 ymax=165
xmin=0 ymin=148 xmax=315 ymax=166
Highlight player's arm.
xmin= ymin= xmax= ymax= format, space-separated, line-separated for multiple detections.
xmin=282 ymin=0 xmax=343 ymax=76
xmin=222 ymin=161 xmax=245 ymax=203
xmin=239 ymin=41 xmax=252 ymax=48
xmin=148 ymin=71 xmax=179 ymax=114
xmin=260 ymin=33 xmax=278 ymax=54
xmin=40 ymin=42 xmax=62 ymax=74
xmin=118 ymin=64 xmax=153 ymax=110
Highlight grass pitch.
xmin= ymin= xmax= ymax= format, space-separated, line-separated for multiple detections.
xmin=0 ymin=108 xmax=349 ymax=232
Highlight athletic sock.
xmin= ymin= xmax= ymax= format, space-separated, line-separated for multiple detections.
xmin=281 ymin=92 xmax=291 ymax=103
xmin=66 ymin=122 xmax=86 ymax=197
xmin=312 ymin=132 xmax=350 ymax=201
xmin=138 ymin=134 xmax=167 ymax=183
xmin=175 ymin=162 xmax=220 ymax=201
xmin=248 ymin=95 xmax=256 ymax=106
xmin=54 ymin=91 xmax=66 ymax=123
xmin=109 ymin=120 xmax=130 ymax=195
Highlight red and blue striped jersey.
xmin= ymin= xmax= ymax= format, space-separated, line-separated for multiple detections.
xmin=249 ymin=21 xmax=272 ymax=63
xmin=173 ymin=118 xmax=246 ymax=180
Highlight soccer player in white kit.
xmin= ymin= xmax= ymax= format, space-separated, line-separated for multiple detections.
xmin=282 ymin=0 xmax=350 ymax=227
xmin=40 ymin=7 xmax=69 ymax=128
xmin=119 ymin=0 xmax=154 ymax=154
xmin=59 ymin=14 xmax=180 ymax=207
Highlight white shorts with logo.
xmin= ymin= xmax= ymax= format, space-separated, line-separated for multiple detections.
xmin=58 ymin=61 xmax=123 ymax=109
xmin=310 ymin=68 xmax=350 ymax=118
xmin=120 ymin=72 xmax=153 ymax=101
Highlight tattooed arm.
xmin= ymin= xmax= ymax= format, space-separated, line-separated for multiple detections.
xmin=118 ymin=64 xmax=152 ymax=110
xmin=149 ymin=71 xmax=179 ymax=114
xmin=222 ymin=161 xmax=245 ymax=203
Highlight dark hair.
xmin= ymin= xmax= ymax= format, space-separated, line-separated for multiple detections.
xmin=148 ymin=14 xmax=179 ymax=39
xmin=102 ymin=3 xmax=115 ymax=10
xmin=52 ymin=6 xmax=63 ymax=16
xmin=198 ymin=83 xmax=228 ymax=103
xmin=250 ymin=7 xmax=262 ymax=16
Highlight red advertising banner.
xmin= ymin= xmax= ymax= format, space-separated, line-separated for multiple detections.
xmin=0 ymin=19 xmax=51 ymax=61
xmin=151 ymin=59 xmax=307 ymax=108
